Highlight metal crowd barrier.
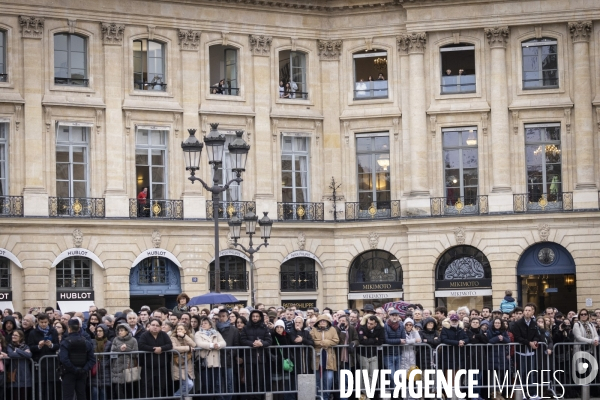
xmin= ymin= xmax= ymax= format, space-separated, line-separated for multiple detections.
xmin=552 ymin=342 xmax=600 ymax=400
xmin=1 ymin=355 xmax=36 ymax=400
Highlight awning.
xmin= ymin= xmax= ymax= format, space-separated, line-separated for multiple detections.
xmin=58 ymin=300 xmax=95 ymax=313
xmin=0 ymin=301 xmax=15 ymax=312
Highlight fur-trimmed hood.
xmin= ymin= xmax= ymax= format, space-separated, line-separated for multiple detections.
xmin=360 ymin=314 xmax=384 ymax=327
xmin=441 ymin=317 xmax=464 ymax=330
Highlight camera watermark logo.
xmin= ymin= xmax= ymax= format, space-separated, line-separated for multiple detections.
xmin=572 ymin=351 xmax=599 ymax=385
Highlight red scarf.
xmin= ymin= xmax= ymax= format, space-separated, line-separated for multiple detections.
xmin=387 ymin=319 xmax=400 ymax=331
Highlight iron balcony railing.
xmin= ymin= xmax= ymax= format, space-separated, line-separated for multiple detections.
xmin=280 ymin=91 xmax=309 ymax=100
xmin=134 ymin=80 xmax=167 ymax=91
xmin=206 ymin=200 xmax=255 ymax=220
xmin=513 ymin=192 xmax=573 ymax=213
xmin=277 ymin=202 xmax=324 ymax=221
xmin=129 ymin=198 xmax=183 ymax=219
xmin=430 ymin=195 xmax=488 ymax=216
xmin=345 ymin=200 xmax=401 ymax=220
xmin=54 ymin=77 xmax=89 ymax=86
xmin=209 ymin=271 xmax=249 ymax=291
xmin=210 ymin=86 xmax=240 ymax=95
xmin=0 ymin=74 xmax=7 ymax=82
xmin=353 ymin=80 xmax=388 ymax=100
xmin=280 ymin=271 xmax=318 ymax=291
xmin=49 ymin=197 xmax=105 ymax=218
xmin=0 ymin=195 xmax=23 ymax=217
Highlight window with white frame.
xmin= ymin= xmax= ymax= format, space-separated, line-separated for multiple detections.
xmin=353 ymin=50 xmax=388 ymax=100
xmin=209 ymin=45 xmax=239 ymax=95
xmin=278 ymin=50 xmax=307 ymax=99
xmin=525 ymin=123 xmax=562 ymax=202
xmin=440 ymin=44 xmax=475 ymax=94
xmin=56 ymin=125 xmax=89 ymax=198
xmin=54 ymin=33 xmax=88 ymax=86
xmin=133 ymin=39 xmax=166 ymax=91
xmin=0 ymin=30 xmax=6 ymax=82
xmin=442 ymin=127 xmax=479 ymax=204
xmin=356 ymin=134 xmax=390 ymax=207
xmin=281 ymin=136 xmax=310 ymax=203
xmin=0 ymin=123 xmax=7 ymax=196
xmin=522 ymin=38 xmax=558 ymax=89
xmin=135 ymin=128 xmax=168 ymax=200
xmin=56 ymin=257 xmax=92 ymax=288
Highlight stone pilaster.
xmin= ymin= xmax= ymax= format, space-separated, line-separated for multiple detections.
xmin=101 ymin=23 xmax=129 ymax=217
xmin=484 ymin=26 xmax=513 ymax=211
xmin=20 ymin=16 xmax=48 ymax=217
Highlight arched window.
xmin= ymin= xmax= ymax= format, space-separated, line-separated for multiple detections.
xmin=209 ymin=255 xmax=247 ymax=291
xmin=138 ymin=257 xmax=168 ymax=284
xmin=209 ymin=45 xmax=239 ymax=95
xmin=0 ymin=30 xmax=6 ymax=82
xmin=280 ymin=257 xmax=317 ymax=291
xmin=134 ymin=39 xmax=166 ymax=91
xmin=440 ymin=43 xmax=475 ymax=94
xmin=278 ymin=50 xmax=308 ymax=99
xmin=54 ymin=33 xmax=88 ymax=86
xmin=56 ymin=257 xmax=92 ymax=288
xmin=522 ymin=38 xmax=558 ymax=89
xmin=348 ymin=250 xmax=402 ymax=291
xmin=435 ymin=245 xmax=491 ymax=282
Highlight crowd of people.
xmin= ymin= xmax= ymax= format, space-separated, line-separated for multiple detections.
xmin=0 ymin=290 xmax=598 ymax=400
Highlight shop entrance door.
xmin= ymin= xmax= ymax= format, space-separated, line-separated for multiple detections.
xmin=129 ymin=257 xmax=181 ymax=311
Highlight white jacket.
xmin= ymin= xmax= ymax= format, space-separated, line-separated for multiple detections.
xmin=399 ymin=329 xmax=421 ymax=370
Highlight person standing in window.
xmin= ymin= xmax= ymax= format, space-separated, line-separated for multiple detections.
xmin=279 ymin=80 xmax=285 ymax=98
xmin=137 ymin=187 xmax=148 ymax=217
xmin=282 ymin=82 xmax=291 ymax=99
xmin=377 ymin=73 xmax=385 ymax=80
xmin=289 ymin=80 xmax=298 ymax=99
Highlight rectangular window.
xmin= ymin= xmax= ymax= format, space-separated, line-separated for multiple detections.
xmin=281 ymin=136 xmax=310 ymax=203
xmin=525 ymin=123 xmax=561 ymax=202
xmin=56 ymin=125 xmax=89 ymax=198
xmin=0 ymin=123 xmax=7 ymax=196
xmin=440 ymin=45 xmax=475 ymax=94
xmin=134 ymin=39 xmax=166 ymax=91
xmin=356 ymin=134 xmax=390 ymax=208
xmin=278 ymin=51 xmax=307 ymax=99
xmin=209 ymin=45 xmax=239 ymax=95
xmin=0 ymin=30 xmax=6 ymax=82
xmin=353 ymin=51 xmax=388 ymax=100
xmin=442 ymin=127 xmax=479 ymax=204
xmin=57 ymin=258 xmax=92 ymax=288
xmin=54 ymin=34 xmax=88 ymax=86
xmin=522 ymin=39 xmax=558 ymax=89
xmin=0 ymin=257 xmax=9 ymax=289
xmin=212 ymin=134 xmax=241 ymax=202
xmin=136 ymin=128 xmax=168 ymax=200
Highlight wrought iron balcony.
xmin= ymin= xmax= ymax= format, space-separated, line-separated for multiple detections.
xmin=209 ymin=271 xmax=249 ymax=292
xmin=129 ymin=199 xmax=183 ymax=219
xmin=54 ymin=77 xmax=89 ymax=86
xmin=280 ymin=271 xmax=318 ymax=291
xmin=431 ymin=195 xmax=488 ymax=217
xmin=513 ymin=192 xmax=573 ymax=213
xmin=345 ymin=200 xmax=401 ymax=220
xmin=277 ymin=202 xmax=324 ymax=221
xmin=280 ymin=91 xmax=309 ymax=100
xmin=0 ymin=196 xmax=23 ymax=217
xmin=206 ymin=201 xmax=255 ymax=220
xmin=49 ymin=197 xmax=105 ymax=218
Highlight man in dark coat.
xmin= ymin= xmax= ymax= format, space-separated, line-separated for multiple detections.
xmin=217 ymin=309 xmax=240 ymax=400
xmin=440 ymin=314 xmax=469 ymax=370
xmin=358 ymin=315 xmax=386 ymax=400
xmin=126 ymin=311 xmax=146 ymax=341
xmin=511 ymin=303 xmax=543 ymax=397
xmin=240 ymin=309 xmax=272 ymax=400
xmin=137 ymin=317 xmax=174 ymax=398
xmin=29 ymin=313 xmax=60 ymax=400
xmin=59 ymin=318 xmax=96 ymax=400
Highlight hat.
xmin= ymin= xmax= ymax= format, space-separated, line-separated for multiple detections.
xmin=450 ymin=314 xmax=460 ymax=322
xmin=492 ymin=309 xmax=502 ymax=313
xmin=404 ymin=318 xmax=414 ymax=325
xmin=388 ymin=309 xmax=400 ymax=315
xmin=274 ymin=320 xmax=286 ymax=329
xmin=268 ymin=310 xmax=277 ymax=318
xmin=362 ymin=304 xmax=375 ymax=313
xmin=414 ymin=322 xmax=423 ymax=329
xmin=68 ymin=318 xmax=80 ymax=328
xmin=480 ymin=320 xmax=490 ymax=327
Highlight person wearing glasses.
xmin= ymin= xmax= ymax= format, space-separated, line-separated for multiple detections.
xmin=573 ymin=309 xmax=599 ymax=354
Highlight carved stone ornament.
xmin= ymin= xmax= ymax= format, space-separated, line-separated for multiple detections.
xmin=454 ymin=227 xmax=466 ymax=245
xmin=397 ymin=33 xmax=427 ymax=54
xmin=152 ymin=230 xmax=161 ymax=248
xmin=298 ymin=232 xmax=306 ymax=251
xmin=368 ymin=232 xmax=379 ymax=249
xmin=317 ymin=39 xmax=342 ymax=60
xmin=178 ymin=29 xmax=201 ymax=51
xmin=249 ymin=35 xmax=272 ymax=56
xmin=19 ymin=16 xmax=44 ymax=39
xmin=568 ymin=21 xmax=592 ymax=43
xmin=72 ymin=229 xmax=83 ymax=248
xmin=538 ymin=223 xmax=550 ymax=242
xmin=226 ymin=231 xmax=235 ymax=249
xmin=484 ymin=27 xmax=509 ymax=48
xmin=101 ymin=23 xmax=125 ymax=45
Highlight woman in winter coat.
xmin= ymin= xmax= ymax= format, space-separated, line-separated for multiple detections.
xmin=487 ymin=318 xmax=510 ymax=372
xmin=195 ymin=316 xmax=226 ymax=397
xmin=310 ymin=314 xmax=340 ymax=400
xmin=7 ymin=329 xmax=32 ymax=400
xmin=170 ymin=323 xmax=196 ymax=397
xmin=420 ymin=317 xmax=441 ymax=369
xmin=91 ymin=324 xmax=112 ymax=400
xmin=399 ymin=318 xmax=422 ymax=371
xmin=110 ymin=323 xmax=139 ymax=399
xmin=272 ymin=320 xmax=296 ymax=400
xmin=466 ymin=318 xmax=488 ymax=397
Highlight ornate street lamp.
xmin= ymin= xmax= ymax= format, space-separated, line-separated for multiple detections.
xmin=181 ymin=124 xmax=250 ymax=293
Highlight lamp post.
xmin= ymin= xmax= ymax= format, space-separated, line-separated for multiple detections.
xmin=181 ymin=124 xmax=250 ymax=293
xmin=228 ymin=209 xmax=273 ymax=306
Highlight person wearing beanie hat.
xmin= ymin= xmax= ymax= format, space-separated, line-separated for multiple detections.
xmin=273 ymin=319 xmax=286 ymax=330
xmin=111 ymin=322 xmax=138 ymax=398
xmin=271 ymin=317 xmax=292 ymax=383
xmin=399 ymin=317 xmax=421 ymax=395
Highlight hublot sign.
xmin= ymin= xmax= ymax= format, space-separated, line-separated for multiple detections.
xmin=349 ymin=282 xmax=403 ymax=292
xmin=0 ymin=292 xmax=12 ymax=301
xmin=58 ymin=291 xmax=94 ymax=300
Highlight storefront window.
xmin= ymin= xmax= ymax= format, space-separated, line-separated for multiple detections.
xmin=0 ymin=257 xmax=9 ymax=289
xmin=56 ymin=257 xmax=92 ymax=288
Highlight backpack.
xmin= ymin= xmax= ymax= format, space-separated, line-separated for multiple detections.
xmin=65 ymin=335 xmax=88 ymax=368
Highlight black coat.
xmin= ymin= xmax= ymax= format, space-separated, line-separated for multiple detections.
xmin=28 ymin=326 xmax=60 ymax=382
xmin=289 ymin=327 xmax=315 ymax=373
xmin=511 ymin=317 xmax=543 ymax=351
xmin=357 ymin=321 xmax=386 ymax=358
xmin=217 ymin=322 xmax=240 ymax=367
xmin=240 ymin=311 xmax=272 ymax=364
xmin=137 ymin=330 xmax=173 ymax=370
xmin=466 ymin=327 xmax=488 ymax=370
xmin=440 ymin=324 xmax=469 ymax=370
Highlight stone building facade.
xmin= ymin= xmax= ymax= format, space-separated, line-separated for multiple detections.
xmin=0 ymin=0 xmax=599 ymax=314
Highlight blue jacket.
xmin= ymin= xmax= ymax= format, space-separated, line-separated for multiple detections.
xmin=59 ymin=331 xmax=96 ymax=374
xmin=384 ymin=320 xmax=406 ymax=356
xmin=500 ymin=296 xmax=517 ymax=313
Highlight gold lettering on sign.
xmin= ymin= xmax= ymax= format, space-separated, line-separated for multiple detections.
xmin=361 ymin=283 xmax=392 ymax=290
xmin=449 ymin=281 xmax=481 ymax=288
